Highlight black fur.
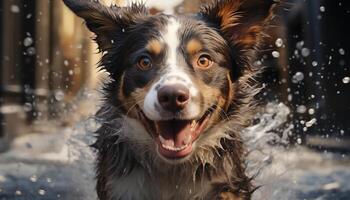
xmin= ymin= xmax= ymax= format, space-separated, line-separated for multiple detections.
xmin=63 ymin=0 xmax=280 ymax=199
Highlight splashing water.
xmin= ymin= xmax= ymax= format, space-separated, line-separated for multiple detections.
xmin=242 ymin=103 xmax=296 ymax=200
xmin=1 ymin=99 xmax=349 ymax=199
xmin=242 ymin=103 xmax=350 ymax=200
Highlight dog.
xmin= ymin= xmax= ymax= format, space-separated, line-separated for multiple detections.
xmin=63 ymin=0 xmax=278 ymax=199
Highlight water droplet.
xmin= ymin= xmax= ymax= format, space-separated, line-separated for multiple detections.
xmin=23 ymin=103 xmax=33 ymax=112
xmin=342 ymin=77 xmax=350 ymax=84
xmin=320 ymin=6 xmax=326 ymax=12
xmin=275 ymin=38 xmax=283 ymax=47
xmin=272 ymin=51 xmax=280 ymax=58
xmin=23 ymin=37 xmax=33 ymax=47
xmin=38 ymin=189 xmax=46 ymax=196
xmin=54 ymin=90 xmax=65 ymax=101
xmin=292 ymin=72 xmax=304 ymax=83
xmin=297 ymin=138 xmax=302 ymax=144
xmin=308 ymin=108 xmax=315 ymax=115
xmin=64 ymin=60 xmax=69 ymax=66
xmin=301 ymin=48 xmax=310 ymax=57
xmin=339 ymin=48 xmax=345 ymax=55
xmin=254 ymin=60 xmax=262 ymax=66
xmin=15 ymin=190 xmax=22 ymax=196
xmin=11 ymin=5 xmax=20 ymax=13
xmin=340 ymin=130 xmax=345 ymax=136
xmin=68 ymin=70 xmax=74 ymax=76
xmin=30 ymin=175 xmax=38 ymax=182
xmin=305 ymin=118 xmax=317 ymax=127
xmin=26 ymin=47 xmax=36 ymax=56
xmin=296 ymin=105 xmax=307 ymax=114
xmin=296 ymin=41 xmax=304 ymax=49
xmin=312 ymin=61 xmax=318 ymax=66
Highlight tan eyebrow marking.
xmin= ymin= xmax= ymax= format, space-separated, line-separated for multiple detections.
xmin=146 ymin=39 xmax=163 ymax=55
xmin=186 ymin=39 xmax=203 ymax=55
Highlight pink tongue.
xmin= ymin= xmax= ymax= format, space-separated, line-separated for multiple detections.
xmin=157 ymin=120 xmax=192 ymax=147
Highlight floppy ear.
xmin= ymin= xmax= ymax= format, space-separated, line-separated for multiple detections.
xmin=63 ymin=0 xmax=148 ymax=52
xmin=200 ymin=0 xmax=277 ymax=50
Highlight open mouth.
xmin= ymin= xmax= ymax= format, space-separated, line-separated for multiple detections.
xmin=137 ymin=105 xmax=216 ymax=160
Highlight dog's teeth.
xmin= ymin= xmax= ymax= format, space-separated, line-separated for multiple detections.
xmin=162 ymin=143 xmax=188 ymax=152
xmin=159 ymin=135 xmax=174 ymax=146
xmin=159 ymin=135 xmax=166 ymax=144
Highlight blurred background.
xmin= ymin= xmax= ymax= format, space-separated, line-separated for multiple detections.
xmin=0 ymin=0 xmax=349 ymax=200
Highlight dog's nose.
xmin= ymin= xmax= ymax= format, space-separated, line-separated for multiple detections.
xmin=157 ymin=84 xmax=190 ymax=112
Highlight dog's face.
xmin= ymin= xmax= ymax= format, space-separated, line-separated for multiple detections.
xmin=64 ymin=0 xmax=274 ymax=162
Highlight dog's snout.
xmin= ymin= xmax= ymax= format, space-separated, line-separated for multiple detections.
xmin=158 ymin=84 xmax=190 ymax=112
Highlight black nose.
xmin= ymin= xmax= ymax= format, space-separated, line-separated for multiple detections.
xmin=157 ymin=84 xmax=190 ymax=112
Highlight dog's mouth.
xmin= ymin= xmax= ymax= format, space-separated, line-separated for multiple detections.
xmin=137 ymin=105 xmax=216 ymax=160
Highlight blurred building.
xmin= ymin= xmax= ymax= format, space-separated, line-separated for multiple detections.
xmin=0 ymin=0 xmax=106 ymax=151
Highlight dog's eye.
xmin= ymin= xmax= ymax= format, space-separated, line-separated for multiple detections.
xmin=196 ymin=55 xmax=213 ymax=69
xmin=137 ymin=56 xmax=152 ymax=70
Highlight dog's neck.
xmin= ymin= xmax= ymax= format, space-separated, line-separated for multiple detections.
xmin=106 ymin=140 xmax=237 ymax=200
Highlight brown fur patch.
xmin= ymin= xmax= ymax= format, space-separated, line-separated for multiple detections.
xmin=146 ymin=39 xmax=163 ymax=55
xmin=195 ymin=78 xmax=229 ymax=127
xmin=78 ymin=10 xmax=117 ymax=50
xmin=118 ymin=72 xmax=127 ymax=105
xmin=217 ymin=1 xmax=241 ymax=31
xmin=224 ymin=72 xmax=234 ymax=111
xmin=201 ymin=0 xmax=276 ymax=49
xmin=186 ymin=39 xmax=203 ymax=55
xmin=219 ymin=191 xmax=242 ymax=200
xmin=118 ymin=73 xmax=146 ymax=119
xmin=122 ymin=82 xmax=154 ymax=119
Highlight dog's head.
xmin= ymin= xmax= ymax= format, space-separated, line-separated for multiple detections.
xmin=64 ymin=0 xmax=276 ymax=162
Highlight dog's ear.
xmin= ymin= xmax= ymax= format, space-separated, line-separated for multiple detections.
xmin=63 ymin=0 xmax=148 ymax=51
xmin=200 ymin=0 xmax=277 ymax=49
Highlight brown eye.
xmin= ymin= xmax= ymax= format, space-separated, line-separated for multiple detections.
xmin=196 ymin=55 xmax=213 ymax=69
xmin=137 ymin=56 xmax=152 ymax=70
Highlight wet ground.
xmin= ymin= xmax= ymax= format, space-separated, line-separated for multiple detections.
xmin=0 ymin=104 xmax=349 ymax=200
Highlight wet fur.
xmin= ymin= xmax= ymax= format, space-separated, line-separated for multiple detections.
xmin=63 ymin=0 xmax=280 ymax=199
